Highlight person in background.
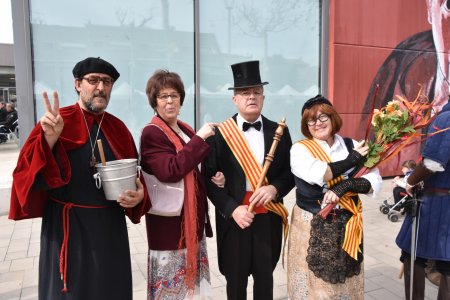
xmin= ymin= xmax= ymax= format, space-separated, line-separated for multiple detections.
xmin=396 ymin=100 xmax=450 ymax=299
xmin=140 ymin=69 xmax=223 ymax=299
xmin=288 ymin=95 xmax=382 ymax=299
xmin=204 ymin=60 xmax=294 ymax=300
xmin=0 ymin=103 xmax=18 ymax=128
xmin=0 ymin=101 xmax=7 ymax=122
xmin=0 ymin=103 xmax=18 ymax=143
xmin=389 ymin=159 xmax=416 ymax=210
xmin=9 ymin=57 xmax=150 ymax=300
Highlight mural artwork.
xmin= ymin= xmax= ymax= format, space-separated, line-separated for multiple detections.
xmin=330 ymin=0 xmax=450 ymax=176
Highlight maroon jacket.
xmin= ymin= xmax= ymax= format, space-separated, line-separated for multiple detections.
xmin=140 ymin=119 xmax=213 ymax=250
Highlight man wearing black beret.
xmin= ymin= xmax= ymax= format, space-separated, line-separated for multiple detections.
xmin=9 ymin=57 xmax=150 ymax=299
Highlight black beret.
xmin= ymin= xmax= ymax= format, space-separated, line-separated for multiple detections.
xmin=301 ymin=94 xmax=333 ymax=115
xmin=72 ymin=57 xmax=120 ymax=81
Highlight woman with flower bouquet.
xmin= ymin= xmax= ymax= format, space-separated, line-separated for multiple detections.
xmin=395 ymin=100 xmax=450 ymax=300
xmin=287 ymin=95 xmax=382 ymax=299
xmin=311 ymin=89 xmax=448 ymax=299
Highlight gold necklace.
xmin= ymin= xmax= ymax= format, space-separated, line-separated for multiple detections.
xmin=80 ymin=107 xmax=105 ymax=167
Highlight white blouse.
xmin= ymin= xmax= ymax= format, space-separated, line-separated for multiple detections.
xmin=290 ymin=134 xmax=382 ymax=196
xmin=236 ymin=114 xmax=264 ymax=191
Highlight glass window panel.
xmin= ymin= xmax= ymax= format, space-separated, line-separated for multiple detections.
xmin=29 ymin=0 xmax=194 ymax=142
xmin=199 ymin=0 xmax=321 ymax=141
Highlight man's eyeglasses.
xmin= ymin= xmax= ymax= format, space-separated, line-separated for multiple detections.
xmin=157 ymin=93 xmax=181 ymax=102
xmin=237 ymin=90 xmax=263 ymax=98
xmin=82 ymin=76 xmax=114 ymax=87
xmin=307 ymin=113 xmax=329 ymax=126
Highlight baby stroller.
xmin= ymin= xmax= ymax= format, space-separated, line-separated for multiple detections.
xmin=379 ymin=192 xmax=410 ymax=222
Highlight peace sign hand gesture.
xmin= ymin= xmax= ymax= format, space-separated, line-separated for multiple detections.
xmin=39 ymin=91 xmax=64 ymax=149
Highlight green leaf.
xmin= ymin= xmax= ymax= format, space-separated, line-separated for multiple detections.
xmin=364 ymin=155 xmax=380 ymax=168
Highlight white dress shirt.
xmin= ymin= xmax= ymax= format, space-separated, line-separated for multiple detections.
xmin=236 ymin=114 xmax=264 ymax=191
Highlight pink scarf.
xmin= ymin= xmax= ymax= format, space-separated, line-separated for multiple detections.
xmin=150 ymin=115 xmax=199 ymax=291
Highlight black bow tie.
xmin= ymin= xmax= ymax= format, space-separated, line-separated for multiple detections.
xmin=242 ymin=121 xmax=262 ymax=131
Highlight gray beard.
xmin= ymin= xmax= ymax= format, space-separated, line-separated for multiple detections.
xmin=83 ymin=96 xmax=108 ymax=113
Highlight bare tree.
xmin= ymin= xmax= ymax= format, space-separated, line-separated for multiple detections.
xmin=115 ymin=8 xmax=154 ymax=27
xmin=233 ymin=0 xmax=318 ymax=58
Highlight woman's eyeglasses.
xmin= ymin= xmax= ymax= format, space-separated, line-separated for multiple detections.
xmin=157 ymin=93 xmax=181 ymax=102
xmin=307 ymin=113 xmax=329 ymax=126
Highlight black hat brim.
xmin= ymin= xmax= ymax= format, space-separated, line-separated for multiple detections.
xmin=228 ymin=82 xmax=269 ymax=90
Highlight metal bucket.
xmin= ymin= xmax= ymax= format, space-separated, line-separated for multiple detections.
xmin=93 ymin=158 xmax=140 ymax=200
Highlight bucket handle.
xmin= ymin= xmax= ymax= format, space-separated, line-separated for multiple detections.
xmin=93 ymin=173 xmax=102 ymax=189
xmin=93 ymin=166 xmax=141 ymax=189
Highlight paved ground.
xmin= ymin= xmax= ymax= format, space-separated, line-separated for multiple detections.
xmin=0 ymin=139 xmax=439 ymax=299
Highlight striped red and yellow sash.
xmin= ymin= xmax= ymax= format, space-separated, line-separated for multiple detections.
xmin=219 ymin=118 xmax=290 ymax=263
xmin=298 ymin=139 xmax=363 ymax=260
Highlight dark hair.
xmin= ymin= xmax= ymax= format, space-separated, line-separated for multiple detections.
xmin=146 ymin=70 xmax=185 ymax=109
xmin=301 ymin=103 xmax=342 ymax=139
xmin=402 ymin=160 xmax=416 ymax=170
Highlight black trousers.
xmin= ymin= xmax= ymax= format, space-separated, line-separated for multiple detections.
xmin=393 ymin=186 xmax=409 ymax=204
xmin=221 ymin=213 xmax=282 ymax=300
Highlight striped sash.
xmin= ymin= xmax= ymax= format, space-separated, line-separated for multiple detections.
xmin=219 ymin=118 xmax=290 ymax=263
xmin=299 ymin=139 xmax=363 ymax=260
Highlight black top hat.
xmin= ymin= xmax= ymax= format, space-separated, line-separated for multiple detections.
xmin=72 ymin=57 xmax=120 ymax=81
xmin=228 ymin=60 xmax=268 ymax=90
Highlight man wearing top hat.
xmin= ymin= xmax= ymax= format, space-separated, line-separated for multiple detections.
xmin=9 ymin=57 xmax=150 ymax=300
xmin=205 ymin=60 xmax=294 ymax=299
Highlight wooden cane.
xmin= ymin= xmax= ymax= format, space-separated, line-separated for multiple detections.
xmin=248 ymin=118 xmax=286 ymax=212
xmin=97 ymin=139 xmax=107 ymax=166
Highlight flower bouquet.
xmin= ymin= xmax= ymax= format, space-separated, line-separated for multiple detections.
xmin=318 ymin=89 xmax=449 ymax=219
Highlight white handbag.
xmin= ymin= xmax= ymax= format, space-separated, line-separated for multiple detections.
xmin=141 ymin=170 xmax=184 ymax=217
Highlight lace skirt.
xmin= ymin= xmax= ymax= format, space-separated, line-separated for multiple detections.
xmin=287 ymin=205 xmax=364 ymax=300
xmin=148 ymin=237 xmax=212 ymax=300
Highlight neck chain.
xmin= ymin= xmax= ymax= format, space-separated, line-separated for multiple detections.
xmin=170 ymin=123 xmax=183 ymax=136
xmin=80 ymin=107 xmax=105 ymax=167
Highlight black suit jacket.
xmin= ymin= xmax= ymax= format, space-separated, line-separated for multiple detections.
xmin=204 ymin=114 xmax=294 ymax=268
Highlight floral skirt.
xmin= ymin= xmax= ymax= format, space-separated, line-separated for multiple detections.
xmin=287 ymin=205 xmax=364 ymax=300
xmin=148 ymin=237 xmax=212 ymax=300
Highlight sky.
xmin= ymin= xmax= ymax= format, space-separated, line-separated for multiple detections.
xmin=0 ymin=0 xmax=13 ymax=43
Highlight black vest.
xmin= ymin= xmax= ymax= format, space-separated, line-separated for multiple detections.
xmin=295 ymin=137 xmax=357 ymax=214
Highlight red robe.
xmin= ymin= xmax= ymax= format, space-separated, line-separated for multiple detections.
xmin=9 ymin=102 xmax=149 ymax=221
xmin=8 ymin=103 xmax=151 ymax=299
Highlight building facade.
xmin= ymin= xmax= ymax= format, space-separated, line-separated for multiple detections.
xmin=0 ymin=44 xmax=15 ymax=104
xmin=12 ymin=0 xmax=323 ymax=145
xmin=12 ymin=0 xmax=441 ymax=176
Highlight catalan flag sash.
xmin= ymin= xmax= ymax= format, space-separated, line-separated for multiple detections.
xmin=298 ymin=139 xmax=363 ymax=261
xmin=219 ymin=118 xmax=290 ymax=264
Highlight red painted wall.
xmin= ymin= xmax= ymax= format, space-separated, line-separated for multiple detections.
xmin=328 ymin=0 xmax=432 ymax=176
